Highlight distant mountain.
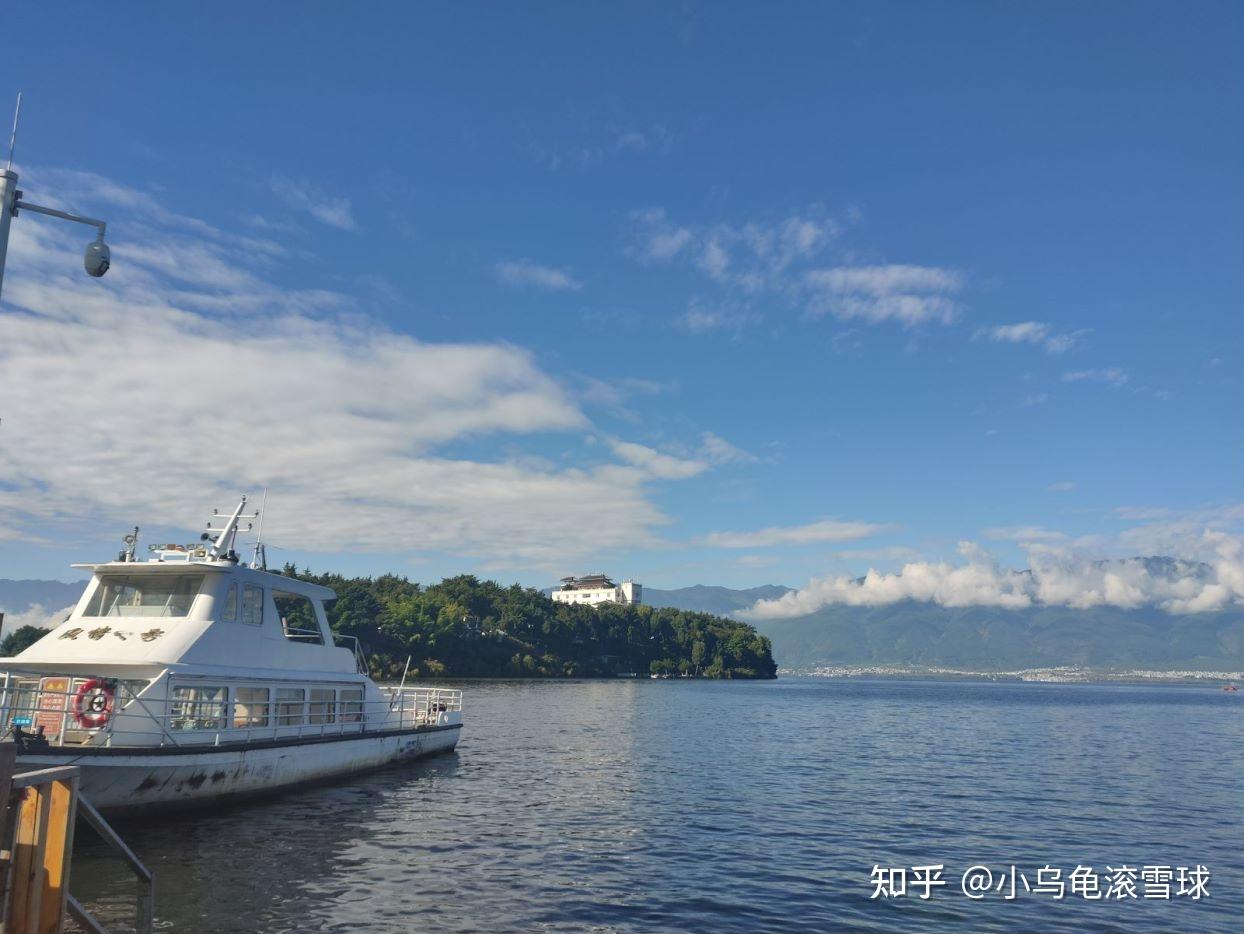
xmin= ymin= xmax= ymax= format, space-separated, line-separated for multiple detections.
xmin=752 ymin=601 xmax=1244 ymax=671
xmin=0 ymin=579 xmax=86 ymax=640
xmin=641 ymin=584 xmax=794 ymax=617
xmin=0 ymin=579 xmax=86 ymax=615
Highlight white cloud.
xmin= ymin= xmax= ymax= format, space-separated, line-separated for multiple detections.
xmin=632 ymin=207 xmax=839 ymax=284
xmin=609 ymin=123 xmax=674 ymax=155
xmin=1022 ymin=393 xmax=1052 ymax=406
xmin=268 ymin=174 xmax=358 ymax=230
xmin=494 ymin=258 xmax=583 ymax=292
xmin=1062 ymin=367 xmax=1129 ymax=387
xmin=0 ymin=169 xmax=712 ymax=569
xmin=527 ymin=124 xmax=675 ymax=170
xmin=699 ymin=431 xmax=757 ymax=465
xmin=675 ymin=300 xmax=760 ymax=335
xmin=974 ymin=321 xmax=1090 ymax=353
xmin=746 ymin=522 xmax=1244 ymax=619
xmin=606 ymin=440 xmax=707 ymax=480
xmin=705 ymin=519 xmax=890 ymax=549
xmin=697 ymin=239 xmax=730 ymax=280
xmin=1114 ymin=506 xmax=1177 ymax=521
xmin=832 ymin=546 xmax=922 ymax=562
xmin=735 ymin=554 xmax=778 ymax=568
xmin=632 ymin=208 xmax=960 ymax=330
xmin=1048 ymin=481 xmax=1078 ymax=493
xmin=575 ymin=375 xmax=672 ymax=420
xmin=630 ymin=208 xmax=694 ymax=261
xmin=2 ymin=604 xmax=74 ymax=636
xmin=983 ymin=525 xmax=1068 ymax=543
xmin=803 ymin=265 xmax=962 ymax=327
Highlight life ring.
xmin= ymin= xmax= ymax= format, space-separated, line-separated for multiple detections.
xmin=72 ymin=679 xmax=115 ymax=729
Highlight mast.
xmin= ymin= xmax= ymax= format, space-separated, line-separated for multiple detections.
xmin=250 ymin=489 xmax=269 ymax=570
xmin=205 ymin=495 xmax=259 ymax=561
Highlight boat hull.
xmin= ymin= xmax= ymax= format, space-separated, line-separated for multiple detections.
xmin=14 ymin=723 xmax=461 ymax=813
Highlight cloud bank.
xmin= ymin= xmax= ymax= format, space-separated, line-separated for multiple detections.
xmin=746 ymin=532 xmax=1244 ymax=619
xmin=2 ymin=604 xmax=76 ymax=636
xmin=0 ymin=169 xmax=709 ymax=568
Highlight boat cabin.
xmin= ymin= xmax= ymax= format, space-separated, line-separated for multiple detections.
xmin=0 ymin=497 xmax=460 ymax=751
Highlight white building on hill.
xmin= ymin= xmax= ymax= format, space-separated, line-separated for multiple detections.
xmin=552 ymin=574 xmax=642 ymax=607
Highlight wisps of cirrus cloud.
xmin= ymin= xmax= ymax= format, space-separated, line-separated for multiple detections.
xmin=802 ymin=264 xmax=963 ymax=327
xmin=744 ymin=507 xmax=1244 ymax=619
xmin=494 ymin=258 xmax=583 ymax=292
xmin=526 ymin=122 xmax=675 ymax=170
xmin=630 ymin=207 xmax=964 ymax=330
xmin=631 ymin=207 xmax=839 ymax=281
xmin=704 ymin=518 xmax=893 ymax=549
xmin=974 ymin=320 xmax=1091 ymax=353
xmin=606 ymin=430 xmax=757 ymax=481
xmin=268 ymin=173 xmax=358 ymax=231
xmin=0 ymin=167 xmax=730 ymax=569
xmin=675 ymin=298 xmax=762 ymax=336
xmin=1062 ymin=367 xmax=1129 ymax=387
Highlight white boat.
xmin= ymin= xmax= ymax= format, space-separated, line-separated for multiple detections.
xmin=0 ymin=497 xmax=462 ymax=813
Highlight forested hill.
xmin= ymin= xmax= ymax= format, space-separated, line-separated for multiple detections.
xmin=288 ymin=570 xmax=777 ymax=680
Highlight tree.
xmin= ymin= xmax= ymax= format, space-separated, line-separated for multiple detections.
xmin=0 ymin=625 xmax=49 ymax=657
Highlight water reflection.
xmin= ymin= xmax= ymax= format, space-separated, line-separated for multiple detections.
xmin=69 ymin=679 xmax=1244 ymax=934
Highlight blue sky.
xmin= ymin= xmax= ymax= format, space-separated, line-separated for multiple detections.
xmin=0 ymin=2 xmax=1240 ymax=605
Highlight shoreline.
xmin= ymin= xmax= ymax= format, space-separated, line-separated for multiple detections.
xmin=782 ymin=664 xmax=1244 ymax=685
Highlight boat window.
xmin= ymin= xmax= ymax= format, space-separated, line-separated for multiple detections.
xmin=83 ymin=574 xmax=204 ymax=618
xmin=340 ymin=688 xmax=364 ymax=723
xmin=234 ymin=687 xmax=270 ymax=728
xmin=276 ymin=688 xmax=304 ymax=726
xmin=170 ymin=686 xmax=227 ymax=731
xmin=274 ymin=592 xmax=324 ymax=645
xmin=309 ymin=688 xmax=336 ymax=724
xmin=221 ymin=583 xmax=238 ymax=623
xmin=242 ymin=584 xmax=264 ymax=626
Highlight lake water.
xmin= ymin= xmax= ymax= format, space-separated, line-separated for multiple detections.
xmin=73 ymin=678 xmax=1243 ymax=933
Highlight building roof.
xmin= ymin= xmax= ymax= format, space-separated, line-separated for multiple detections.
xmin=559 ymin=573 xmax=616 ymax=590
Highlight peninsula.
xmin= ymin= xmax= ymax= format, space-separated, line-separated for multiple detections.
xmin=287 ymin=569 xmax=777 ymax=680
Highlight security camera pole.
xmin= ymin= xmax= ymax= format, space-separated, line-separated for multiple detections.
xmin=0 ymin=93 xmax=111 ymax=303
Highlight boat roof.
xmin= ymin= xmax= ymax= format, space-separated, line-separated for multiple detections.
xmin=71 ymin=560 xmax=336 ymax=601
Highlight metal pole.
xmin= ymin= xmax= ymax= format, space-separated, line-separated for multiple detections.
xmin=0 ymin=168 xmax=17 ymax=301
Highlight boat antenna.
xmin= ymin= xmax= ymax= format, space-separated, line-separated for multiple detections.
xmin=204 ymin=494 xmax=259 ymax=561
xmin=6 ymin=92 xmax=20 ymax=172
xmin=388 ymin=656 xmax=413 ymax=711
xmin=250 ymin=488 xmax=269 ymax=570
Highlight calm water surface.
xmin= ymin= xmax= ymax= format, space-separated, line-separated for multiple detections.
xmin=73 ymin=678 xmax=1243 ymax=933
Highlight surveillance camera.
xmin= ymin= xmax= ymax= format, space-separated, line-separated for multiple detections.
xmin=84 ymin=238 xmax=110 ymax=277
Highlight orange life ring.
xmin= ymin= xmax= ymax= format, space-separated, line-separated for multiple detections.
xmin=72 ymin=679 xmax=115 ymax=729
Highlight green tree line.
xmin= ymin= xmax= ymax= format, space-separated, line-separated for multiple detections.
xmin=285 ymin=568 xmax=777 ymax=680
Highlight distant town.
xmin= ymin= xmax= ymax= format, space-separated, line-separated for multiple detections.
xmin=789 ymin=665 xmax=1244 ymax=685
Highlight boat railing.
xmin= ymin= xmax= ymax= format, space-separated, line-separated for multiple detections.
xmin=0 ymin=673 xmax=461 ymax=749
xmin=380 ymin=686 xmax=464 ymax=729
xmin=333 ymin=633 xmax=370 ymax=675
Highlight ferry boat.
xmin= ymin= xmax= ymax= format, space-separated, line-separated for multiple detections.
xmin=0 ymin=497 xmax=463 ymax=813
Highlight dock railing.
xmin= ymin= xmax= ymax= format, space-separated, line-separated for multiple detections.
xmin=0 ymin=745 xmax=153 ymax=934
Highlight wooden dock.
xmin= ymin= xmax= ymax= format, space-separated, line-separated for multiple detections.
xmin=0 ymin=744 xmax=153 ymax=934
